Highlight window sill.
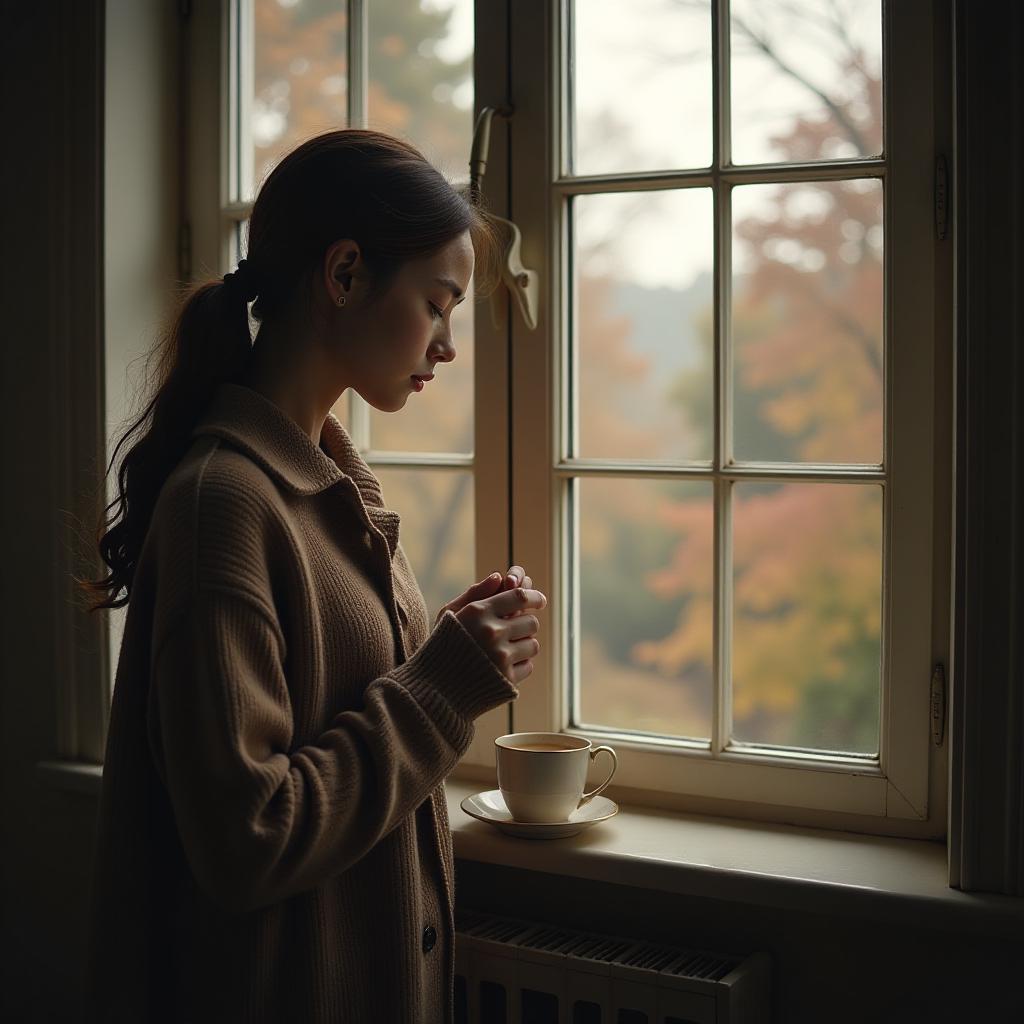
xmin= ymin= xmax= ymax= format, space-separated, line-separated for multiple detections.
xmin=39 ymin=759 xmax=1022 ymax=937
xmin=444 ymin=774 xmax=1024 ymax=938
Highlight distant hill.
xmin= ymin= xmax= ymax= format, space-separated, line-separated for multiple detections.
xmin=605 ymin=270 xmax=714 ymax=375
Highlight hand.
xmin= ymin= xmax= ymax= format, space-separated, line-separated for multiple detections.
xmin=434 ymin=565 xmax=534 ymax=627
xmin=453 ymin=583 xmax=547 ymax=686
xmin=436 ymin=566 xmax=546 ymax=685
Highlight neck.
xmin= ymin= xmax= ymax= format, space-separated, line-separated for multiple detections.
xmin=238 ymin=321 xmax=347 ymax=445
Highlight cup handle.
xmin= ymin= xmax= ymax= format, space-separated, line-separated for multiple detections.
xmin=577 ymin=746 xmax=618 ymax=808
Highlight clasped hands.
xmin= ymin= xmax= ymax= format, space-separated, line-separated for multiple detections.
xmin=435 ymin=565 xmax=547 ymax=686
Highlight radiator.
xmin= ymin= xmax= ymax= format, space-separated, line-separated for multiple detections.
xmin=453 ymin=908 xmax=770 ymax=1024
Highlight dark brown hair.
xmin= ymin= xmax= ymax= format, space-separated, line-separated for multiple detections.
xmin=76 ymin=129 xmax=501 ymax=612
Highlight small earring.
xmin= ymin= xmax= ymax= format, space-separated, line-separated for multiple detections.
xmin=337 ymin=295 xmax=347 ymax=307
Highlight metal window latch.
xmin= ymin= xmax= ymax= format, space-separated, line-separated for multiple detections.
xmin=470 ymin=105 xmax=539 ymax=331
xmin=930 ymin=663 xmax=946 ymax=746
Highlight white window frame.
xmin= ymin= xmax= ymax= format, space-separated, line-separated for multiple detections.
xmin=505 ymin=0 xmax=950 ymax=837
xmin=186 ymin=0 xmax=950 ymax=838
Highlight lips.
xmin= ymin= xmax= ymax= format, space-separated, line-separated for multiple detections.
xmin=412 ymin=374 xmax=435 ymax=382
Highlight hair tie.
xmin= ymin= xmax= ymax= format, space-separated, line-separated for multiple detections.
xmin=222 ymin=258 xmax=261 ymax=302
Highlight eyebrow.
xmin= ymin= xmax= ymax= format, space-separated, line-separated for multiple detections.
xmin=433 ymin=276 xmax=465 ymax=301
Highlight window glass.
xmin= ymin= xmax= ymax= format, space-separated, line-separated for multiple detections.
xmin=252 ymin=0 xmax=349 ymax=195
xmin=731 ymin=481 xmax=882 ymax=755
xmin=573 ymin=190 xmax=714 ymax=463
xmin=571 ymin=0 xmax=712 ymax=174
xmin=732 ymin=179 xmax=883 ymax=465
xmin=730 ymin=0 xmax=883 ymax=165
xmin=563 ymin=0 xmax=890 ymax=765
xmin=577 ymin=477 xmax=714 ymax=741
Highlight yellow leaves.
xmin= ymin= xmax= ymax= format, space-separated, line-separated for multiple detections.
xmin=633 ymin=600 xmax=713 ymax=676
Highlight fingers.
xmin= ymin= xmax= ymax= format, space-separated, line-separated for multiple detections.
xmin=503 ymin=565 xmax=526 ymax=590
xmin=507 ymin=614 xmax=541 ymax=641
xmin=476 ymin=573 xmax=504 ymax=594
xmin=492 ymin=586 xmax=547 ymax=616
xmin=510 ymin=634 xmax=541 ymax=665
xmin=509 ymin=659 xmax=536 ymax=684
xmin=500 ymin=568 xmax=533 ymax=617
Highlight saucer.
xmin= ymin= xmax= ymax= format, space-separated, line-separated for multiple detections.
xmin=460 ymin=789 xmax=618 ymax=839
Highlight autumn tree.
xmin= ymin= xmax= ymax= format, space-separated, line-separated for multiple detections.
xmin=638 ymin=0 xmax=885 ymax=753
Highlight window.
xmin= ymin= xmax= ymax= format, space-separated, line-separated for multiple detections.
xmin=188 ymin=0 xmax=950 ymax=835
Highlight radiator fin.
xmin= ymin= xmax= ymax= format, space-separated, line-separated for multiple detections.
xmin=457 ymin=912 xmax=739 ymax=978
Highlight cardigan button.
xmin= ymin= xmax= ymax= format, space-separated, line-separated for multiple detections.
xmin=422 ymin=925 xmax=437 ymax=953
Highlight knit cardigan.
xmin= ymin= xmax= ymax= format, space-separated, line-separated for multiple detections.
xmin=84 ymin=381 xmax=519 ymax=1023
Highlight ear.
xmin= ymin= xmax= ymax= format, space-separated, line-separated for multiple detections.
xmin=323 ymin=237 xmax=363 ymax=298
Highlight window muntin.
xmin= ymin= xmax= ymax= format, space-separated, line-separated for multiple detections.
xmin=560 ymin=0 xmax=894 ymax=768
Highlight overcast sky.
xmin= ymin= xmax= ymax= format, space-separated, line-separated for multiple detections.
xmin=421 ymin=0 xmax=881 ymax=290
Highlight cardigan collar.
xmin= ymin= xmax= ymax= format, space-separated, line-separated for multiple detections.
xmin=191 ymin=382 xmax=402 ymax=555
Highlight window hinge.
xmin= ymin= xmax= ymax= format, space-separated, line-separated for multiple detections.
xmin=178 ymin=220 xmax=192 ymax=282
xmin=934 ymin=154 xmax=949 ymax=241
xmin=930 ymin=663 xmax=946 ymax=745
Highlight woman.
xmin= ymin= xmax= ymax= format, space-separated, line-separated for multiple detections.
xmin=79 ymin=129 xmax=547 ymax=1023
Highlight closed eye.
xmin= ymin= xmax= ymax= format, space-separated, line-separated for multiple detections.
xmin=428 ymin=302 xmax=444 ymax=321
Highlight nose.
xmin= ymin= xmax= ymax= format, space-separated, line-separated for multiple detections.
xmin=431 ymin=329 xmax=457 ymax=365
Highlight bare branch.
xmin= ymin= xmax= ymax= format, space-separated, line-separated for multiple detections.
xmin=730 ymin=15 xmax=869 ymax=152
xmin=670 ymin=0 xmax=871 ymax=152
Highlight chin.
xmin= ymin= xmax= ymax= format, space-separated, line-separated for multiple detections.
xmin=366 ymin=393 xmax=407 ymax=413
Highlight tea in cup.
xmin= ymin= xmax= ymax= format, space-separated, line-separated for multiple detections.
xmin=495 ymin=732 xmax=618 ymax=823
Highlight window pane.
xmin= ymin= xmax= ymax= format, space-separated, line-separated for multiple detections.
xmin=731 ymin=482 xmax=881 ymax=756
xmin=252 ymin=0 xmax=349 ymax=196
xmin=730 ymin=0 xmax=882 ymax=165
xmin=365 ymin=0 xmax=475 ymax=454
xmin=731 ymin=179 xmax=883 ymax=465
xmin=368 ymin=278 xmax=474 ymax=454
xmin=571 ymin=0 xmax=712 ymax=175
xmin=367 ymin=0 xmax=474 ymax=176
xmin=573 ymin=190 xmax=713 ymax=462
xmin=374 ymin=467 xmax=474 ymax=625
xmin=576 ymin=477 xmax=713 ymax=741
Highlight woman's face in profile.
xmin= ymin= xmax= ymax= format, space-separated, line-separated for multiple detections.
xmin=343 ymin=230 xmax=474 ymax=413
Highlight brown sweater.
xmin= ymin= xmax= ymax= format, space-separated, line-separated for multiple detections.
xmin=85 ymin=381 xmax=519 ymax=1023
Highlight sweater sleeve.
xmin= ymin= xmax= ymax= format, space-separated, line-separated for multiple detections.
xmin=147 ymin=589 xmax=517 ymax=916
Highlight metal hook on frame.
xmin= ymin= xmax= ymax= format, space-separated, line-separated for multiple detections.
xmin=470 ymin=105 xmax=539 ymax=331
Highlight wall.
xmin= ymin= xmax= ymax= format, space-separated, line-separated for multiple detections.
xmin=103 ymin=0 xmax=182 ymax=676
xmin=0 ymin=2 xmax=178 ymax=1020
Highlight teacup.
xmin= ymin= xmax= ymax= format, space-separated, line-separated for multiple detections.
xmin=495 ymin=732 xmax=618 ymax=823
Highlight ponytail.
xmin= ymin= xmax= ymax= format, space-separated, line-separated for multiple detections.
xmin=74 ymin=274 xmax=254 ymax=611
xmin=75 ymin=128 xmax=500 ymax=612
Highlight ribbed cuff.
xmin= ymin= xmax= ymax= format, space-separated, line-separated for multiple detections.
xmin=391 ymin=610 xmax=519 ymax=737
